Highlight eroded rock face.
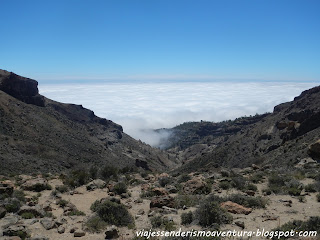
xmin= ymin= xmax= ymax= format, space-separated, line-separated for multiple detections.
xmin=0 ymin=70 xmax=44 ymax=107
xmin=150 ymin=195 xmax=175 ymax=208
xmin=220 ymin=201 xmax=252 ymax=215
xmin=183 ymin=176 xmax=207 ymax=195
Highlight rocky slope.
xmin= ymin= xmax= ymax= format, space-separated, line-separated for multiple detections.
xmin=0 ymin=70 xmax=178 ymax=175
xmin=163 ymin=85 xmax=320 ymax=173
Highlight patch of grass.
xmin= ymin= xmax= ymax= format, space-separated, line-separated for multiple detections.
xmin=21 ymin=212 xmax=35 ymax=219
xmin=181 ymin=211 xmax=193 ymax=225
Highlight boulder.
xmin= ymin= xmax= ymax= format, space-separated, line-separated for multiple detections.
xmin=220 ymin=201 xmax=252 ymax=215
xmin=21 ymin=178 xmax=49 ymax=192
xmin=183 ymin=177 xmax=207 ymax=195
xmin=57 ymin=225 xmax=65 ymax=234
xmin=162 ymin=206 xmax=178 ymax=214
xmin=105 ymin=225 xmax=119 ymax=239
xmin=166 ymin=185 xmax=178 ymax=193
xmin=2 ymin=224 xmax=28 ymax=239
xmin=235 ymin=220 xmax=245 ymax=229
xmin=150 ymin=195 xmax=175 ymax=208
xmin=74 ymin=230 xmax=86 ymax=237
xmin=18 ymin=205 xmax=45 ymax=218
xmin=40 ymin=218 xmax=57 ymax=230
xmin=86 ymin=179 xmax=106 ymax=191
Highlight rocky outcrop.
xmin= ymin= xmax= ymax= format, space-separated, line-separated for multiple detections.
xmin=0 ymin=70 xmax=44 ymax=107
xmin=150 ymin=195 xmax=175 ymax=208
xmin=21 ymin=178 xmax=50 ymax=192
xmin=220 ymin=201 xmax=252 ymax=215
xmin=183 ymin=177 xmax=207 ymax=195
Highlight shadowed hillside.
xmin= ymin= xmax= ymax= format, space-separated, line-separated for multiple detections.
xmin=162 ymin=85 xmax=320 ymax=173
xmin=0 ymin=70 xmax=178 ymax=175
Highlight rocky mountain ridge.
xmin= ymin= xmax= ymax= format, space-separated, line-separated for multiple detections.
xmin=164 ymin=85 xmax=320 ymax=173
xmin=0 ymin=70 xmax=178 ymax=175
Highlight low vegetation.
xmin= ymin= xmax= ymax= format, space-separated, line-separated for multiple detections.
xmin=89 ymin=199 xmax=134 ymax=227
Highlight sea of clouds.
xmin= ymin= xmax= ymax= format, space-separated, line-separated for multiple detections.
xmin=39 ymin=81 xmax=317 ymax=147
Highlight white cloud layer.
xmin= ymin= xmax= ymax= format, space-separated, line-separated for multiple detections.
xmin=39 ymin=81 xmax=317 ymax=147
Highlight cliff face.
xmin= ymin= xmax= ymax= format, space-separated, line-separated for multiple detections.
xmin=0 ymin=70 xmax=178 ymax=175
xmin=0 ymin=70 xmax=45 ymax=107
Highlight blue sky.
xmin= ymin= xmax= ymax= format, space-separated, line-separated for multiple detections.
xmin=1 ymin=0 xmax=320 ymax=82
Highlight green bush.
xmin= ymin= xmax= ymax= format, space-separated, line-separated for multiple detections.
xmin=55 ymin=185 xmax=69 ymax=193
xmin=250 ymin=172 xmax=264 ymax=183
xmin=288 ymin=187 xmax=301 ymax=196
xmin=317 ymin=193 xmax=320 ymax=202
xmin=195 ymin=200 xmax=232 ymax=227
xmin=113 ymin=182 xmax=127 ymax=195
xmin=181 ymin=211 xmax=193 ymax=225
xmin=12 ymin=190 xmax=26 ymax=202
xmin=140 ymin=189 xmax=157 ymax=199
xmin=57 ymin=199 xmax=69 ymax=208
xmin=219 ymin=181 xmax=231 ymax=190
xmin=32 ymin=183 xmax=52 ymax=192
xmin=174 ymin=194 xmax=202 ymax=209
xmin=4 ymin=198 xmax=21 ymax=213
xmin=178 ymin=174 xmax=191 ymax=183
xmin=85 ymin=215 xmax=108 ymax=233
xmin=67 ymin=210 xmax=85 ymax=216
xmin=91 ymin=200 xmax=134 ymax=227
xmin=304 ymin=184 xmax=317 ymax=193
xmin=100 ymin=166 xmax=118 ymax=181
xmin=159 ymin=176 xmax=172 ymax=187
xmin=63 ymin=170 xmax=90 ymax=188
xmin=226 ymin=194 xmax=267 ymax=209
xmin=272 ymin=217 xmax=320 ymax=240
xmin=246 ymin=183 xmax=258 ymax=192
xmin=150 ymin=215 xmax=176 ymax=231
xmin=231 ymin=175 xmax=246 ymax=190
